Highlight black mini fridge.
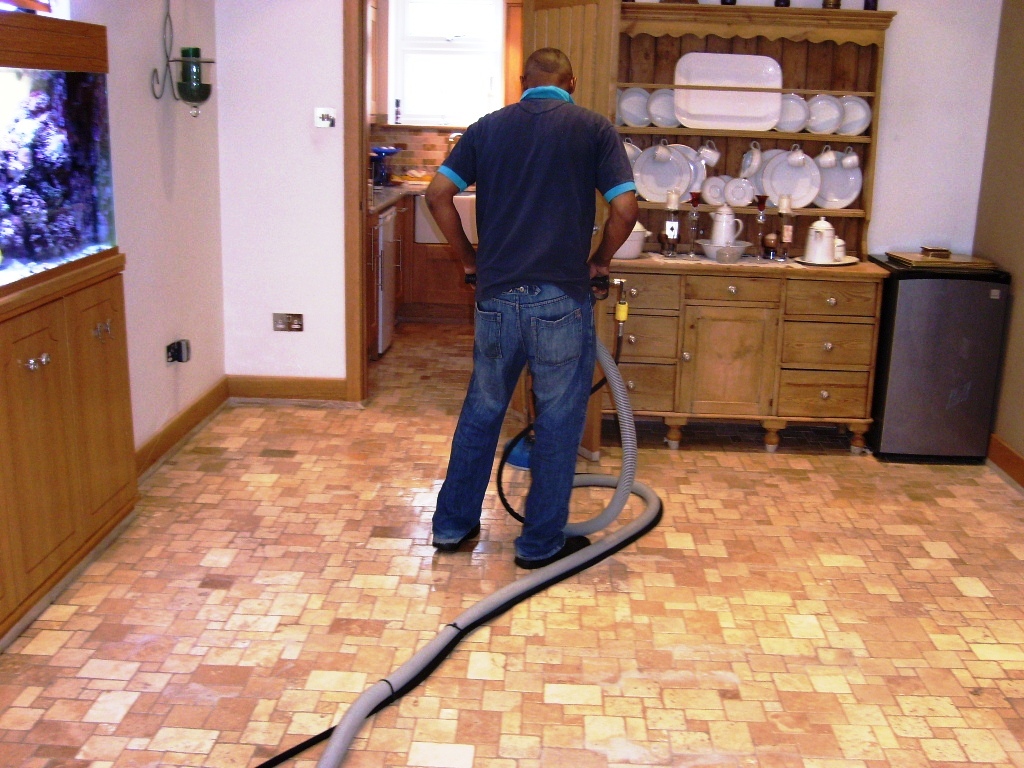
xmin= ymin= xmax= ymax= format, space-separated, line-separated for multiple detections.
xmin=868 ymin=254 xmax=1011 ymax=462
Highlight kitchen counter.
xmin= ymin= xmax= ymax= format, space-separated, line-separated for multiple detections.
xmin=369 ymin=184 xmax=424 ymax=215
xmin=612 ymin=252 xmax=888 ymax=280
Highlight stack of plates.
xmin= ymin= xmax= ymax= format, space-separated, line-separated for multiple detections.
xmin=838 ymin=95 xmax=871 ymax=135
xmin=775 ymin=94 xmax=809 ymax=132
xmin=806 ymin=94 xmax=844 ymax=134
xmin=619 ymin=87 xmax=651 ymax=127
xmin=647 ymin=89 xmax=679 ymax=128
xmin=814 ymin=159 xmax=863 ymax=209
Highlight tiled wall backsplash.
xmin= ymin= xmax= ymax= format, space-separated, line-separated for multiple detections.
xmin=369 ymin=124 xmax=466 ymax=177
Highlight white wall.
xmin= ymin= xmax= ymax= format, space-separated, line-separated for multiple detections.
xmin=217 ymin=0 xmax=346 ymax=379
xmin=697 ymin=0 xmax=1003 ymax=255
xmin=70 ymin=0 xmax=225 ymax=447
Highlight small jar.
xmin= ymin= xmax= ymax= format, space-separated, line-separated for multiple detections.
xmin=822 ymin=0 xmax=841 ymax=7
xmin=864 ymin=0 xmax=878 ymax=8
xmin=774 ymin=0 xmax=791 ymax=6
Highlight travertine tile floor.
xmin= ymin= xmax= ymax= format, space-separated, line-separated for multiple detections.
xmin=3 ymin=322 xmax=1024 ymax=768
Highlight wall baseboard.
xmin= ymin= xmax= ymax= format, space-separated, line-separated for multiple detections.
xmin=988 ymin=434 xmax=1024 ymax=488
xmin=227 ymin=375 xmax=349 ymax=401
xmin=134 ymin=375 xmax=355 ymax=478
xmin=135 ymin=378 xmax=230 ymax=477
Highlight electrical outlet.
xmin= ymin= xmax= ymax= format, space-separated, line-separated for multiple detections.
xmin=166 ymin=339 xmax=191 ymax=362
xmin=273 ymin=313 xmax=304 ymax=331
xmin=314 ymin=107 xmax=336 ymax=128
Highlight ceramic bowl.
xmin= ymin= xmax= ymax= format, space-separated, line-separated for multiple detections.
xmin=698 ymin=239 xmax=751 ymax=263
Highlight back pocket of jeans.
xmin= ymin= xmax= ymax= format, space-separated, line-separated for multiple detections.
xmin=532 ymin=308 xmax=582 ymax=366
xmin=475 ymin=306 xmax=502 ymax=359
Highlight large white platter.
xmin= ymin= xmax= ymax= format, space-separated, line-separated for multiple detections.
xmin=674 ymin=52 xmax=782 ymax=131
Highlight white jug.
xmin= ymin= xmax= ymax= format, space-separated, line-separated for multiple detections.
xmin=710 ymin=204 xmax=743 ymax=246
xmin=804 ymin=217 xmax=836 ymax=263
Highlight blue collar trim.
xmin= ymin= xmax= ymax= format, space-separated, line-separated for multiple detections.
xmin=520 ymin=86 xmax=574 ymax=104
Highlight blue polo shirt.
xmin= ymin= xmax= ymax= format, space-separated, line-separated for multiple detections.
xmin=438 ymin=87 xmax=635 ymax=302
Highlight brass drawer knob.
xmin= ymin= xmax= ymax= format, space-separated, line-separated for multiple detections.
xmin=627 ymin=334 xmax=638 ymax=345
xmin=627 ymin=380 xmax=637 ymax=391
xmin=682 ymin=352 xmax=692 ymax=362
xmin=822 ymin=342 xmax=834 ymax=351
xmin=820 ymin=390 xmax=830 ymax=400
xmin=826 ymin=297 xmax=837 ymax=306
xmin=728 ymin=285 xmax=738 ymax=294
xmin=629 ymin=287 xmax=640 ymax=298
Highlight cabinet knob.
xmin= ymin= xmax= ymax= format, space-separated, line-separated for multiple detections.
xmin=820 ymin=390 xmax=830 ymax=400
xmin=627 ymin=334 xmax=638 ymax=345
xmin=22 ymin=352 xmax=51 ymax=371
xmin=628 ymin=287 xmax=639 ymax=298
xmin=627 ymin=380 xmax=636 ymax=391
xmin=826 ymin=297 xmax=837 ymax=306
xmin=681 ymin=352 xmax=692 ymax=362
xmin=728 ymin=285 xmax=738 ymax=294
xmin=822 ymin=341 xmax=833 ymax=351
xmin=93 ymin=319 xmax=114 ymax=340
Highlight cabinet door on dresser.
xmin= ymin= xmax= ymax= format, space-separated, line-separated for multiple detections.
xmin=0 ymin=299 xmax=80 ymax=597
xmin=678 ymin=304 xmax=778 ymax=417
xmin=65 ymin=276 xmax=136 ymax=540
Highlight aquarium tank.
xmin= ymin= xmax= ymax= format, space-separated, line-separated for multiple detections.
xmin=0 ymin=67 xmax=114 ymax=290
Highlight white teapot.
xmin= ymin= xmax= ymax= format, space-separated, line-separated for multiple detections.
xmin=804 ymin=217 xmax=836 ymax=263
xmin=710 ymin=204 xmax=744 ymax=246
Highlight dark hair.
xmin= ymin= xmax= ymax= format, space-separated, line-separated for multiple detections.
xmin=523 ymin=48 xmax=573 ymax=88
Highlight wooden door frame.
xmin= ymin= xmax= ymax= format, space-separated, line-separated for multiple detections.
xmin=344 ymin=0 xmax=369 ymax=402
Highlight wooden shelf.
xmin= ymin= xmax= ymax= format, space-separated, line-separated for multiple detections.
xmin=617 ymin=126 xmax=871 ymax=144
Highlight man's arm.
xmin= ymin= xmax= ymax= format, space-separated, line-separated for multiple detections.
xmin=588 ymin=190 xmax=639 ymax=281
xmin=425 ymin=173 xmax=477 ymax=277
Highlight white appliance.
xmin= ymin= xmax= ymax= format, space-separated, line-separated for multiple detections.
xmin=377 ymin=206 xmax=398 ymax=356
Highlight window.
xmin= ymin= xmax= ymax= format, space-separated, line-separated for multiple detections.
xmin=389 ymin=0 xmax=504 ymax=127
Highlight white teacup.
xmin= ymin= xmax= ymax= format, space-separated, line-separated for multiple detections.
xmin=841 ymin=147 xmax=860 ymax=169
xmin=787 ymin=143 xmax=807 ymax=166
xmin=740 ymin=141 xmax=762 ymax=178
xmin=698 ymin=140 xmax=721 ymax=168
xmin=654 ymin=143 xmax=673 ymax=162
xmin=817 ymin=145 xmax=837 ymax=168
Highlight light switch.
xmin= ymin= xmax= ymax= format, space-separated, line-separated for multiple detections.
xmin=315 ymin=107 xmax=336 ymax=128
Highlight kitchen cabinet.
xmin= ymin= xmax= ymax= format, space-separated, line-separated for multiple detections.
xmin=523 ymin=2 xmax=894 ymax=260
xmin=0 ymin=250 xmax=137 ymax=640
xmin=601 ymin=259 xmax=885 ymax=452
xmin=401 ymin=196 xmax=475 ymax=323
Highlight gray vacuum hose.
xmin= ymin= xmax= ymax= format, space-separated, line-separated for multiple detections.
xmin=314 ymin=339 xmax=661 ymax=768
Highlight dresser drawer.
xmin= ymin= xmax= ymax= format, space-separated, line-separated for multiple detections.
xmin=611 ymin=272 xmax=681 ymax=311
xmin=686 ymin=275 xmax=782 ymax=304
xmin=777 ymin=370 xmax=870 ymax=418
xmin=786 ymin=279 xmax=878 ymax=317
xmin=617 ymin=315 xmax=678 ymax=361
xmin=604 ymin=362 xmax=676 ymax=413
xmin=781 ymin=321 xmax=874 ymax=366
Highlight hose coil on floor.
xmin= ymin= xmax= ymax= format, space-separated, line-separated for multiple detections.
xmin=258 ymin=338 xmax=663 ymax=768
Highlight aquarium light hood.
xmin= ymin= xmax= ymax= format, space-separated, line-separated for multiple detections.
xmin=150 ymin=0 xmax=214 ymax=117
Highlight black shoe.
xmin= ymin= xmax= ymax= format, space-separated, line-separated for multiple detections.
xmin=432 ymin=523 xmax=481 ymax=553
xmin=514 ymin=535 xmax=591 ymax=570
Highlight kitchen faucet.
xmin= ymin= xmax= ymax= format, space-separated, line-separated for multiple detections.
xmin=447 ymin=132 xmax=463 ymax=149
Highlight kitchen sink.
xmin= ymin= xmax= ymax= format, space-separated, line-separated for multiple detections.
xmin=414 ymin=193 xmax=477 ymax=244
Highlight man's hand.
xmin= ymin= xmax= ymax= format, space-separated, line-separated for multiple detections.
xmin=425 ymin=174 xmax=477 ymax=276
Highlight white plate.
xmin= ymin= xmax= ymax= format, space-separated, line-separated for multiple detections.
xmin=619 ymin=87 xmax=651 ymax=127
xmin=806 ymin=94 xmax=843 ymax=134
xmin=674 ymin=52 xmax=782 ymax=131
xmin=623 ymin=139 xmax=642 ymax=165
xmin=669 ymin=143 xmax=706 ymax=194
xmin=647 ymin=88 xmax=679 ymax=128
xmin=838 ymin=95 xmax=871 ymax=136
xmin=813 ymin=162 xmax=863 ymax=209
xmin=796 ymin=255 xmax=860 ymax=267
xmin=774 ymin=93 xmax=809 ymax=133
xmin=761 ymin=151 xmax=821 ymax=208
xmin=701 ymin=176 xmax=728 ymax=206
xmin=749 ymin=148 xmax=785 ymax=196
xmin=724 ymin=177 xmax=755 ymax=207
xmin=633 ymin=145 xmax=692 ymax=204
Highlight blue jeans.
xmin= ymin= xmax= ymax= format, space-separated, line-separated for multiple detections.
xmin=433 ymin=284 xmax=595 ymax=561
